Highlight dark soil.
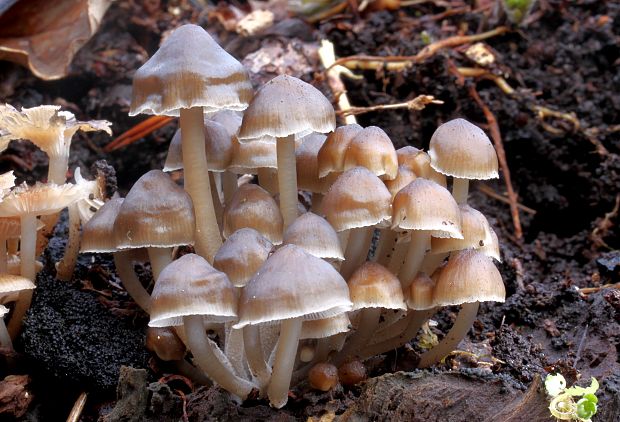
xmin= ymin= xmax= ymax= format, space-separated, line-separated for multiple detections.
xmin=0 ymin=0 xmax=618 ymax=420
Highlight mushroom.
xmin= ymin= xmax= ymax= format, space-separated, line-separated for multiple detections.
xmin=235 ymin=244 xmax=352 ymax=408
xmin=146 ymin=327 xmax=186 ymax=362
xmin=0 ymin=274 xmax=35 ymax=350
xmin=238 ymin=75 xmax=336 ymax=229
xmin=295 ymin=132 xmax=337 ymax=211
xmin=317 ymin=124 xmax=363 ymax=179
xmin=308 ymin=363 xmax=339 ymax=392
xmin=417 ymin=249 xmax=505 ymax=368
xmin=428 ymin=118 xmax=498 ymax=204
xmin=396 ymin=146 xmax=446 ymax=187
xmin=282 ymin=212 xmax=344 ymax=262
xmin=343 ymin=126 xmax=398 ymax=180
xmin=130 ymin=24 xmax=253 ymax=263
xmin=149 ymin=253 xmax=256 ymax=400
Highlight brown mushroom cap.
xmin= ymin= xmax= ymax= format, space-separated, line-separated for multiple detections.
xmin=213 ymin=227 xmax=274 ymax=287
xmin=130 ymin=24 xmax=252 ymax=116
xmin=234 ymin=244 xmax=352 ymax=328
xmin=322 ymin=167 xmax=392 ymax=232
xmin=228 ymin=136 xmax=277 ymax=174
xmin=282 ymin=212 xmax=344 ymax=260
xmin=431 ymin=204 xmax=493 ymax=255
xmin=149 ymin=253 xmax=238 ymax=327
xmin=164 ymin=119 xmax=233 ymax=172
xmin=407 ymin=272 xmax=436 ymax=310
xmin=391 ymin=178 xmax=463 ymax=239
xmin=81 ymin=197 xmax=124 ymax=253
xmin=432 ymin=249 xmax=505 ymax=306
xmin=300 ymin=314 xmax=351 ymax=339
xmin=113 ymin=170 xmax=195 ymax=248
xmin=397 ymin=147 xmax=447 ymax=187
xmin=428 ymin=118 xmax=499 ymax=180
xmin=146 ymin=327 xmax=186 ymax=361
xmin=222 ymin=183 xmax=283 ymax=244
xmin=296 ymin=133 xmax=338 ymax=193
xmin=343 ymin=126 xmax=398 ymax=180
xmin=237 ymin=75 xmax=335 ymax=142
xmin=384 ymin=165 xmax=417 ymax=200
xmin=317 ymin=124 xmax=363 ymax=178
xmin=348 ymin=262 xmax=406 ymax=310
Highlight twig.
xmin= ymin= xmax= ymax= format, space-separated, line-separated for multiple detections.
xmin=573 ymin=324 xmax=588 ymax=369
xmin=66 ymin=392 xmax=87 ymax=422
xmin=511 ymin=258 xmax=525 ymax=291
xmin=331 ymin=27 xmax=509 ymax=70
xmin=578 ymin=283 xmax=620 ymax=296
xmin=337 ymin=95 xmax=443 ymax=117
xmin=477 ymin=184 xmax=536 ymax=214
xmin=318 ymin=40 xmax=358 ymax=125
xmin=469 ymin=85 xmax=523 ymax=240
xmin=104 ymin=115 xmax=173 ymax=152
xmin=590 ymin=193 xmax=620 ymax=250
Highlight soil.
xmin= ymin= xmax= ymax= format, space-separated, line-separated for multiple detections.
xmin=0 ymin=0 xmax=618 ymax=421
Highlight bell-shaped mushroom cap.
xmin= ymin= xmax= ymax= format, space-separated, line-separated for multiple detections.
xmin=432 ymin=249 xmax=505 ymax=306
xmin=0 ymin=182 xmax=87 ymax=217
xmin=228 ymin=137 xmax=277 ymax=174
xmin=283 ymin=212 xmax=344 ymax=260
xmin=114 ymin=170 xmax=195 ymax=248
xmin=397 ymin=147 xmax=446 ymax=187
xmin=213 ymin=228 xmax=274 ymax=287
xmin=149 ymin=253 xmax=238 ymax=327
xmin=130 ymin=24 xmax=253 ymax=116
xmin=235 ymin=244 xmax=352 ymax=328
xmin=237 ymin=75 xmax=336 ymax=142
xmin=301 ymin=314 xmax=351 ymax=340
xmin=348 ymin=262 xmax=406 ymax=310
xmin=428 ymin=118 xmax=499 ymax=180
xmin=296 ymin=133 xmax=337 ymax=193
xmin=384 ymin=165 xmax=417 ymax=200
xmin=407 ymin=272 xmax=435 ymax=310
xmin=322 ymin=167 xmax=392 ymax=232
xmin=164 ymin=119 xmax=233 ymax=172
xmin=391 ymin=178 xmax=463 ymax=239
xmin=317 ymin=124 xmax=363 ymax=178
xmin=431 ymin=204 xmax=494 ymax=255
xmin=81 ymin=198 xmax=124 ymax=253
xmin=0 ymin=274 xmax=36 ymax=294
xmin=482 ymin=226 xmax=501 ymax=262
xmin=146 ymin=327 xmax=186 ymax=361
xmin=0 ymin=104 xmax=111 ymax=156
xmin=223 ymin=183 xmax=283 ymax=244
xmin=209 ymin=110 xmax=243 ymax=137
xmin=343 ymin=126 xmax=398 ymax=180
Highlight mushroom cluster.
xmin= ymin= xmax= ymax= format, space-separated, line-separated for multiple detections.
xmin=0 ymin=23 xmax=507 ymax=409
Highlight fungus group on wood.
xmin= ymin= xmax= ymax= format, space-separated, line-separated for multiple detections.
xmin=0 ymin=23 xmax=506 ymax=409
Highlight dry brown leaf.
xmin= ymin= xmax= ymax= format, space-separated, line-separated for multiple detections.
xmin=0 ymin=0 xmax=111 ymax=80
xmin=0 ymin=375 xmax=33 ymax=418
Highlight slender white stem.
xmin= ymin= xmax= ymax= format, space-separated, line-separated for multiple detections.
xmin=374 ymin=229 xmax=398 ymax=266
xmin=0 ymin=318 xmax=13 ymax=350
xmin=387 ymin=239 xmax=409 ymax=275
xmin=333 ymin=308 xmax=381 ymax=366
xmin=148 ymin=247 xmax=172 ymax=282
xmin=267 ymin=317 xmax=302 ymax=408
xmin=421 ymin=252 xmax=448 ymax=275
xmin=452 ymin=178 xmax=469 ymax=204
xmin=243 ymin=325 xmax=272 ymax=392
xmin=184 ymin=315 xmax=256 ymax=401
xmin=209 ymin=172 xmax=223 ymax=231
xmin=276 ymin=135 xmax=298 ymax=229
xmin=339 ymin=227 xmax=373 ymax=280
xmin=48 ymin=153 xmax=69 ymax=185
xmin=114 ymin=250 xmax=151 ymax=312
xmin=222 ymin=172 xmax=238 ymax=206
xmin=358 ymin=309 xmax=435 ymax=360
xmin=8 ymin=214 xmax=38 ymax=338
xmin=224 ymin=324 xmax=249 ymax=379
xmin=417 ymin=302 xmax=479 ymax=368
xmin=398 ymin=231 xmax=431 ymax=289
xmin=56 ymin=203 xmax=81 ymax=281
xmin=180 ymin=107 xmax=222 ymax=263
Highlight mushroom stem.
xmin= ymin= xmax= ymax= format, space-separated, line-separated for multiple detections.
xmin=375 ymin=229 xmax=398 ymax=266
xmin=0 ymin=237 xmax=7 ymax=274
xmin=147 ymin=247 xmax=171 ymax=282
xmin=417 ymin=301 xmax=479 ymax=368
xmin=358 ymin=309 xmax=435 ymax=360
xmin=0 ymin=318 xmax=13 ymax=350
xmin=221 ymin=172 xmax=238 ymax=206
xmin=333 ymin=308 xmax=381 ymax=366
xmin=267 ymin=317 xmax=302 ymax=408
xmin=387 ymin=240 xmax=408 ymax=275
xmin=398 ymin=231 xmax=431 ymax=289
xmin=114 ymin=250 xmax=151 ymax=312
xmin=180 ymin=107 xmax=222 ymax=263
xmin=452 ymin=178 xmax=469 ymax=204
xmin=257 ymin=168 xmax=278 ymax=195
xmin=243 ymin=325 xmax=272 ymax=392
xmin=224 ymin=324 xmax=249 ymax=380
xmin=48 ymin=152 xmax=70 ymax=185
xmin=8 ymin=213 xmax=38 ymax=337
xmin=339 ymin=227 xmax=373 ymax=280
xmin=56 ymin=203 xmax=81 ymax=281
xmin=276 ymin=135 xmax=298 ymax=229
xmin=421 ymin=252 xmax=448 ymax=275
xmin=184 ymin=315 xmax=256 ymax=401
xmin=209 ymin=172 xmax=223 ymax=230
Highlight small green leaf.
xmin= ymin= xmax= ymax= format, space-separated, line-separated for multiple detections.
xmin=583 ymin=393 xmax=598 ymax=404
xmin=576 ymin=397 xmax=597 ymax=420
xmin=566 ymin=377 xmax=599 ymax=397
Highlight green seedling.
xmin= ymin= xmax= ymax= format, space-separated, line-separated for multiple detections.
xmin=502 ymin=0 xmax=537 ymax=24
xmin=545 ymin=373 xmax=599 ymax=421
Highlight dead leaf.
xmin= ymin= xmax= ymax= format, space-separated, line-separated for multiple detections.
xmin=0 ymin=375 xmax=33 ymax=418
xmin=0 ymin=0 xmax=111 ymax=80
